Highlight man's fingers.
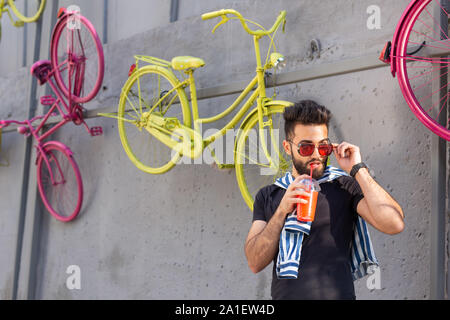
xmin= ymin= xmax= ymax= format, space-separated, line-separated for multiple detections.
xmin=292 ymin=189 xmax=311 ymax=197
xmin=287 ymin=175 xmax=311 ymax=190
xmin=334 ymin=141 xmax=359 ymax=159
xmin=288 ymin=197 xmax=308 ymax=204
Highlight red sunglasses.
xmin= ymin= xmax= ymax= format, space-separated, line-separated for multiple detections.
xmin=289 ymin=139 xmax=334 ymax=157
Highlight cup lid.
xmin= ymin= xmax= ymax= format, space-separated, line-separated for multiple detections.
xmin=298 ymin=178 xmax=321 ymax=191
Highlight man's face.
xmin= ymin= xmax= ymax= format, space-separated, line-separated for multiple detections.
xmin=282 ymin=124 xmax=329 ymax=180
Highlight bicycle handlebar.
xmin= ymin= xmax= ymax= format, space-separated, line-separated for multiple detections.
xmin=202 ymin=9 xmax=286 ymax=36
xmin=0 ymin=113 xmax=58 ymax=129
xmin=0 ymin=119 xmax=26 ymax=128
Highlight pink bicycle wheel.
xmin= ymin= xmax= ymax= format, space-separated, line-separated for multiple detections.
xmin=36 ymin=142 xmax=83 ymax=222
xmin=51 ymin=14 xmax=104 ymax=104
xmin=395 ymin=0 xmax=450 ymax=141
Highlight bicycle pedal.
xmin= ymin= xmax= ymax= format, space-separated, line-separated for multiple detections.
xmin=14 ymin=21 xmax=25 ymax=28
xmin=90 ymin=126 xmax=103 ymax=136
xmin=40 ymin=95 xmax=56 ymax=106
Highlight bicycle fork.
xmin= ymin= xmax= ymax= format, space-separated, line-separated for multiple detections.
xmin=35 ymin=144 xmax=66 ymax=187
xmin=256 ymin=101 xmax=289 ymax=175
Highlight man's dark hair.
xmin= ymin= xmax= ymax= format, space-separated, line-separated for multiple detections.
xmin=283 ymin=100 xmax=332 ymax=140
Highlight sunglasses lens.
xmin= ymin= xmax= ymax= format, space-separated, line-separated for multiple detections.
xmin=299 ymin=144 xmax=315 ymax=156
xmin=318 ymin=144 xmax=333 ymax=156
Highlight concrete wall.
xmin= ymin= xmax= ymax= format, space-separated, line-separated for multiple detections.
xmin=0 ymin=0 xmax=448 ymax=299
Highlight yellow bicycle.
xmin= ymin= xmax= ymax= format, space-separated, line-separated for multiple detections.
xmin=0 ymin=0 xmax=46 ymax=40
xmin=100 ymin=9 xmax=293 ymax=210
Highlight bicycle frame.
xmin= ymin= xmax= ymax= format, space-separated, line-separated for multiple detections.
xmin=98 ymin=9 xmax=292 ymax=175
xmin=0 ymin=59 xmax=96 ymax=184
xmin=138 ymin=24 xmax=291 ymax=167
xmin=1 ymin=91 xmax=68 ymax=183
xmin=0 ymin=0 xmax=30 ymax=28
xmin=0 ymin=0 xmax=11 ymax=19
xmin=189 ymin=37 xmax=268 ymax=141
xmin=192 ymin=37 xmax=292 ymax=167
xmin=0 ymin=0 xmax=22 ymax=29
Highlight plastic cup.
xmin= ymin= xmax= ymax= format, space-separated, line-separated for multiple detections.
xmin=296 ymin=178 xmax=321 ymax=222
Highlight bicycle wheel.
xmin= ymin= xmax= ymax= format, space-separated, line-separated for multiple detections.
xmin=36 ymin=142 xmax=83 ymax=222
xmin=235 ymin=105 xmax=291 ymax=210
xmin=395 ymin=0 xmax=450 ymax=140
xmin=7 ymin=0 xmax=46 ymax=23
xmin=51 ymin=13 xmax=104 ymax=104
xmin=118 ymin=65 xmax=192 ymax=174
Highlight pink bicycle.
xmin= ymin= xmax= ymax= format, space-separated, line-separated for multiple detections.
xmin=0 ymin=7 xmax=104 ymax=222
xmin=380 ymin=0 xmax=450 ymax=141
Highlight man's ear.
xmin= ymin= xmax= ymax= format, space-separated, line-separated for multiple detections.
xmin=282 ymin=140 xmax=291 ymax=155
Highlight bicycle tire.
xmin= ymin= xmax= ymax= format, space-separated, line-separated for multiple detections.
xmin=118 ymin=65 xmax=192 ymax=174
xmin=51 ymin=13 xmax=104 ymax=104
xmin=235 ymin=105 xmax=291 ymax=210
xmin=7 ymin=0 xmax=46 ymax=23
xmin=36 ymin=141 xmax=83 ymax=222
xmin=395 ymin=0 xmax=450 ymax=141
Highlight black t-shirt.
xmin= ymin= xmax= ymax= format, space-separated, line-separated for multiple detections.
xmin=252 ymin=176 xmax=365 ymax=300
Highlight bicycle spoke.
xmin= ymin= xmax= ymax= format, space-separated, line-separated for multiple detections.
xmin=406 ymin=64 xmax=446 ymax=68
xmin=396 ymin=54 xmax=450 ymax=64
xmin=161 ymin=92 xmax=180 ymax=116
xmin=98 ymin=112 xmax=137 ymax=124
xmin=418 ymin=79 xmax=448 ymax=104
xmin=52 ymin=12 xmax=103 ymax=104
xmin=411 ymin=66 xmax=448 ymax=91
xmin=424 ymin=4 xmax=449 ymax=41
xmin=124 ymin=111 xmax=140 ymax=121
xmin=435 ymin=94 xmax=448 ymax=119
xmin=408 ymin=40 xmax=450 ymax=52
xmin=426 ymin=90 xmax=448 ymax=114
xmin=118 ymin=66 xmax=189 ymax=173
xmin=244 ymin=166 xmax=276 ymax=193
xmin=396 ymin=0 xmax=450 ymax=140
xmin=125 ymin=92 xmax=142 ymax=119
xmin=38 ymin=145 xmax=81 ymax=221
xmin=409 ymin=65 xmax=448 ymax=81
xmin=235 ymin=148 xmax=271 ymax=167
xmin=147 ymin=85 xmax=181 ymax=115
xmin=411 ymin=26 xmax=449 ymax=46
xmin=128 ymin=90 xmax=152 ymax=111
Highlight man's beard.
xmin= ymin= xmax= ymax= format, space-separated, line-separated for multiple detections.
xmin=290 ymin=150 xmax=327 ymax=180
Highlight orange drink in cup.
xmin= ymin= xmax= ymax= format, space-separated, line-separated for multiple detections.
xmin=296 ymin=178 xmax=320 ymax=222
xmin=297 ymin=163 xmax=321 ymax=222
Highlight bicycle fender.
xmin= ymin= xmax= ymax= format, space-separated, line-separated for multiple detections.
xmin=390 ymin=0 xmax=423 ymax=77
xmin=44 ymin=141 xmax=74 ymax=157
xmin=50 ymin=11 xmax=79 ymax=49
xmin=264 ymin=100 xmax=294 ymax=108
xmin=35 ymin=141 xmax=72 ymax=166
xmin=240 ymin=100 xmax=293 ymax=131
xmin=50 ymin=14 xmax=68 ymax=48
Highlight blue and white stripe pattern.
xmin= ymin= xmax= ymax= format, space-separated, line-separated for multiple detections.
xmin=274 ymin=166 xmax=379 ymax=280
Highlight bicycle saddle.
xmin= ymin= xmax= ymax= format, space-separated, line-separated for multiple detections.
xmin=31 ymin=60 xmax=52 ymax=86
xmin=171 ymin=56 xmax=205 ymax=71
